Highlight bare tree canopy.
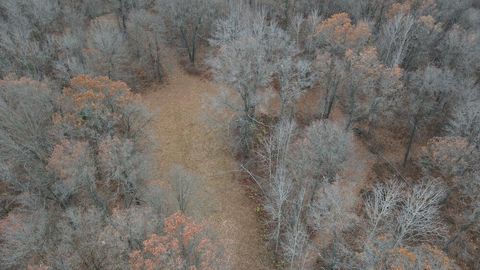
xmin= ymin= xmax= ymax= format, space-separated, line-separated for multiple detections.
xmin=0 ymin=0 xmax=479 ymax=269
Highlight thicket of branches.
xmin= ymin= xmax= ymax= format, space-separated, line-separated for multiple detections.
xmin=0 ymin=1 xmax=230 ymax=268
xmin=0 ymin=74 xmax=223 ymax=269
xmin=0 ymin=75 xmax=157 ymax=269
xmin=206 ymin=0 xmax=480 ymax=269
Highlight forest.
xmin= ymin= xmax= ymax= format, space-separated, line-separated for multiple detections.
xmin=0 ymin=0 xmax=479 ymax=269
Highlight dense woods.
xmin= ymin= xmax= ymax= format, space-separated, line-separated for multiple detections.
xmin=0 ymin=0 xmax=479 ymax=269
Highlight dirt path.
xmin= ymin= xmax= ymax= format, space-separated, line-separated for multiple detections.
xmin=143 ymin=53 xmax=275 ymax=270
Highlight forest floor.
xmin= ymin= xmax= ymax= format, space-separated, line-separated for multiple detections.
xmin=143 ymin=50 xmax=275 ymax=270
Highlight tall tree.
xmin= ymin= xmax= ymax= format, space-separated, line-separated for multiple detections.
xmin=157 ymin=0 xmax=219 ymax=65
xmin=209 ymin=9 xmax=287 ymax=153
xmin=400 ymin=66 xmax=457 ymax=166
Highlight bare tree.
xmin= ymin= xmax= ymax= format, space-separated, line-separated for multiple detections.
xmin=265 ymin=162 xmax=293 ymax=253
xmin=365 ymin=180 xmax=404 ymax=240
xmin=169 ymin=165 xmax=197 ymax=213
xmin=0 ymin=79 xmax=53 ymax=166
xmin=87 ymin=19 xmax=127 ymax=79
xmin=423 ymin=135 xmax=480 ymax=258
xmin=0 ymin=18 xmax=51 ymax=78
xmin=281 ymin=187 xmax=312 ymax=270
xmin=157 ymin=0 xmax=219 ymax=65
xmin=288 ymin=13 xmax=304 ymax=45
xmin=303 ymin=10 xmax=322 ymax=54
xmin=377 ymin=13 xmax=416 ymax=67
xmin=422 ymin=136 xmax=477 ymax=178
xmin=127 ymin=9 xmax=164 ymax=81
xmin=315 ymin=53 xmax=342 ymax=119
xmin=309 ymin=181 xmax=360 ymax=269
xmin=0 ymin=210 xmax=48 ymax=269
xmin=439 ymin=26 xmax=480 ymax=80
xmin=25 ymin=0 xmax=61 ymax=33
xmin=47 ymin=140 xmax=96 ymax=206
xmin=208 ymin=1 xmax=252 ymax=47
xmin=393 ymin=179 xmax=446 ymax=247
xmin=0 ymin=0 xmax=61 ymax=79
xmin=289 ymin=120 xmax=351 ymax=192
xmin=111 ymin=0 xmax=134 ymax=33
xmin=276 ymin=53 xmax=315 ymax=120
xmin=258 ymin=119 xmax=297 ymax=252
xmin=209 ymin=10 xmax=283 ymax=153
xmin=401 ymin=66 xmax=457 ymax=166
xmin=362 ymin=179 xmax=448 ymax=267
xmin=447 ymin=96 xmax=480 ymax=146
xmin=335 ymin=47 xmax=403 ymax=132
xmin=51 ymin=30 xmax=90 ymax=83
xmin=98 ymin=136 xmax=151 ymax=208
xmin=402 ymin=14 xmax=443 ymax=71
xmin=61 ymin=0 xmax=109 ymax=18
xmin=110 ymin=205 xmax=162 ymax=250
xmin=282 ymin=220 xmax=310 ymax=270
xmin=0 ymin=79 xmax=54 ymax=207
xmin=2 ymin=0 xmax=61 ymax=35
xmin=444 ymin=172 xmax=480 ymax=256
xmin=56 ymin=207 xmax=129 ymax=269
xmin=459 ymin=173 xmax=480 ymax=228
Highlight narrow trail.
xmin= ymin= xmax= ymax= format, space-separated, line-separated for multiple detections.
xmin=143 ymin=53 xmax=275 ymax=270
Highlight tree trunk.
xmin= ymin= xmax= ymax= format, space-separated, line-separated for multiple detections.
xmin=284 ymin=0 xmax=290 ymax=25
xmin=189 ymin=24 xmax=201 ymax=65
xmin=191 ymin=37 xmax=196 ymax=65
xmin=345 ymin=113 xmax=353 ymax=131
xmin=180 ymin=29 xmax=194 ymax=64
xmin=245 ymin=104 xmax=256 ymax=149
xmin=322 ymin=58 xmax=337 ymax=119
xmin=323 ymin=86 xmax=337 ymax=119
xmin=403 ymin=117 xmax=418 ymax=167
xmin=366 ymin=98 xmax=380 ymax=137
xmin=118 ymin=0 xmax=128 ymax=34
xmin=274 ymin=206 xmax=282 ymax=253
xmin=154 ymin=38 xmax=162 ymax=80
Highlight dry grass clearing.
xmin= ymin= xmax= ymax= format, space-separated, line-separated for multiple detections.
xmin=143 ymin=50 xmax=275 ymax=270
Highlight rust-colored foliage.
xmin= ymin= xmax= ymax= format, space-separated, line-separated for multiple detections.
xmin=387 ymin=2 xmax=412 ymax=19
xmin=383 ymin=244 xmax=458 ymax=270
xmin=66 ymin=75 xmax=138 ymax=110
xmin=55 ymin=75 xmax=144 ymax=138
xmin=129 ymin=212 xmax=221 ymax=270
xmin=387 ymin=0 xmax=435 ymax=19
xmin=418 ymin=15 xmax=438 ymax=30
xmin=343 ymin=46 xmax=403 ymax=109
xmin=346 ymin=46 xmax=403 ymax=81
xmin=315 ymin=13 xmax=371 ymax=52
xmin=345 ymin=47 xmax=383 ymax=81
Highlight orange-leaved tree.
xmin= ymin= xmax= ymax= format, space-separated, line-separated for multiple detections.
xmin=54 ymin=75 xmax=150 ymax=142
xmin=52 ymin=75 xmax=152 ymax=208
xmin=130 ymin=212 xmax=222 ymax=270
xmin=315 ymin=13 xmax=371 ymax=55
